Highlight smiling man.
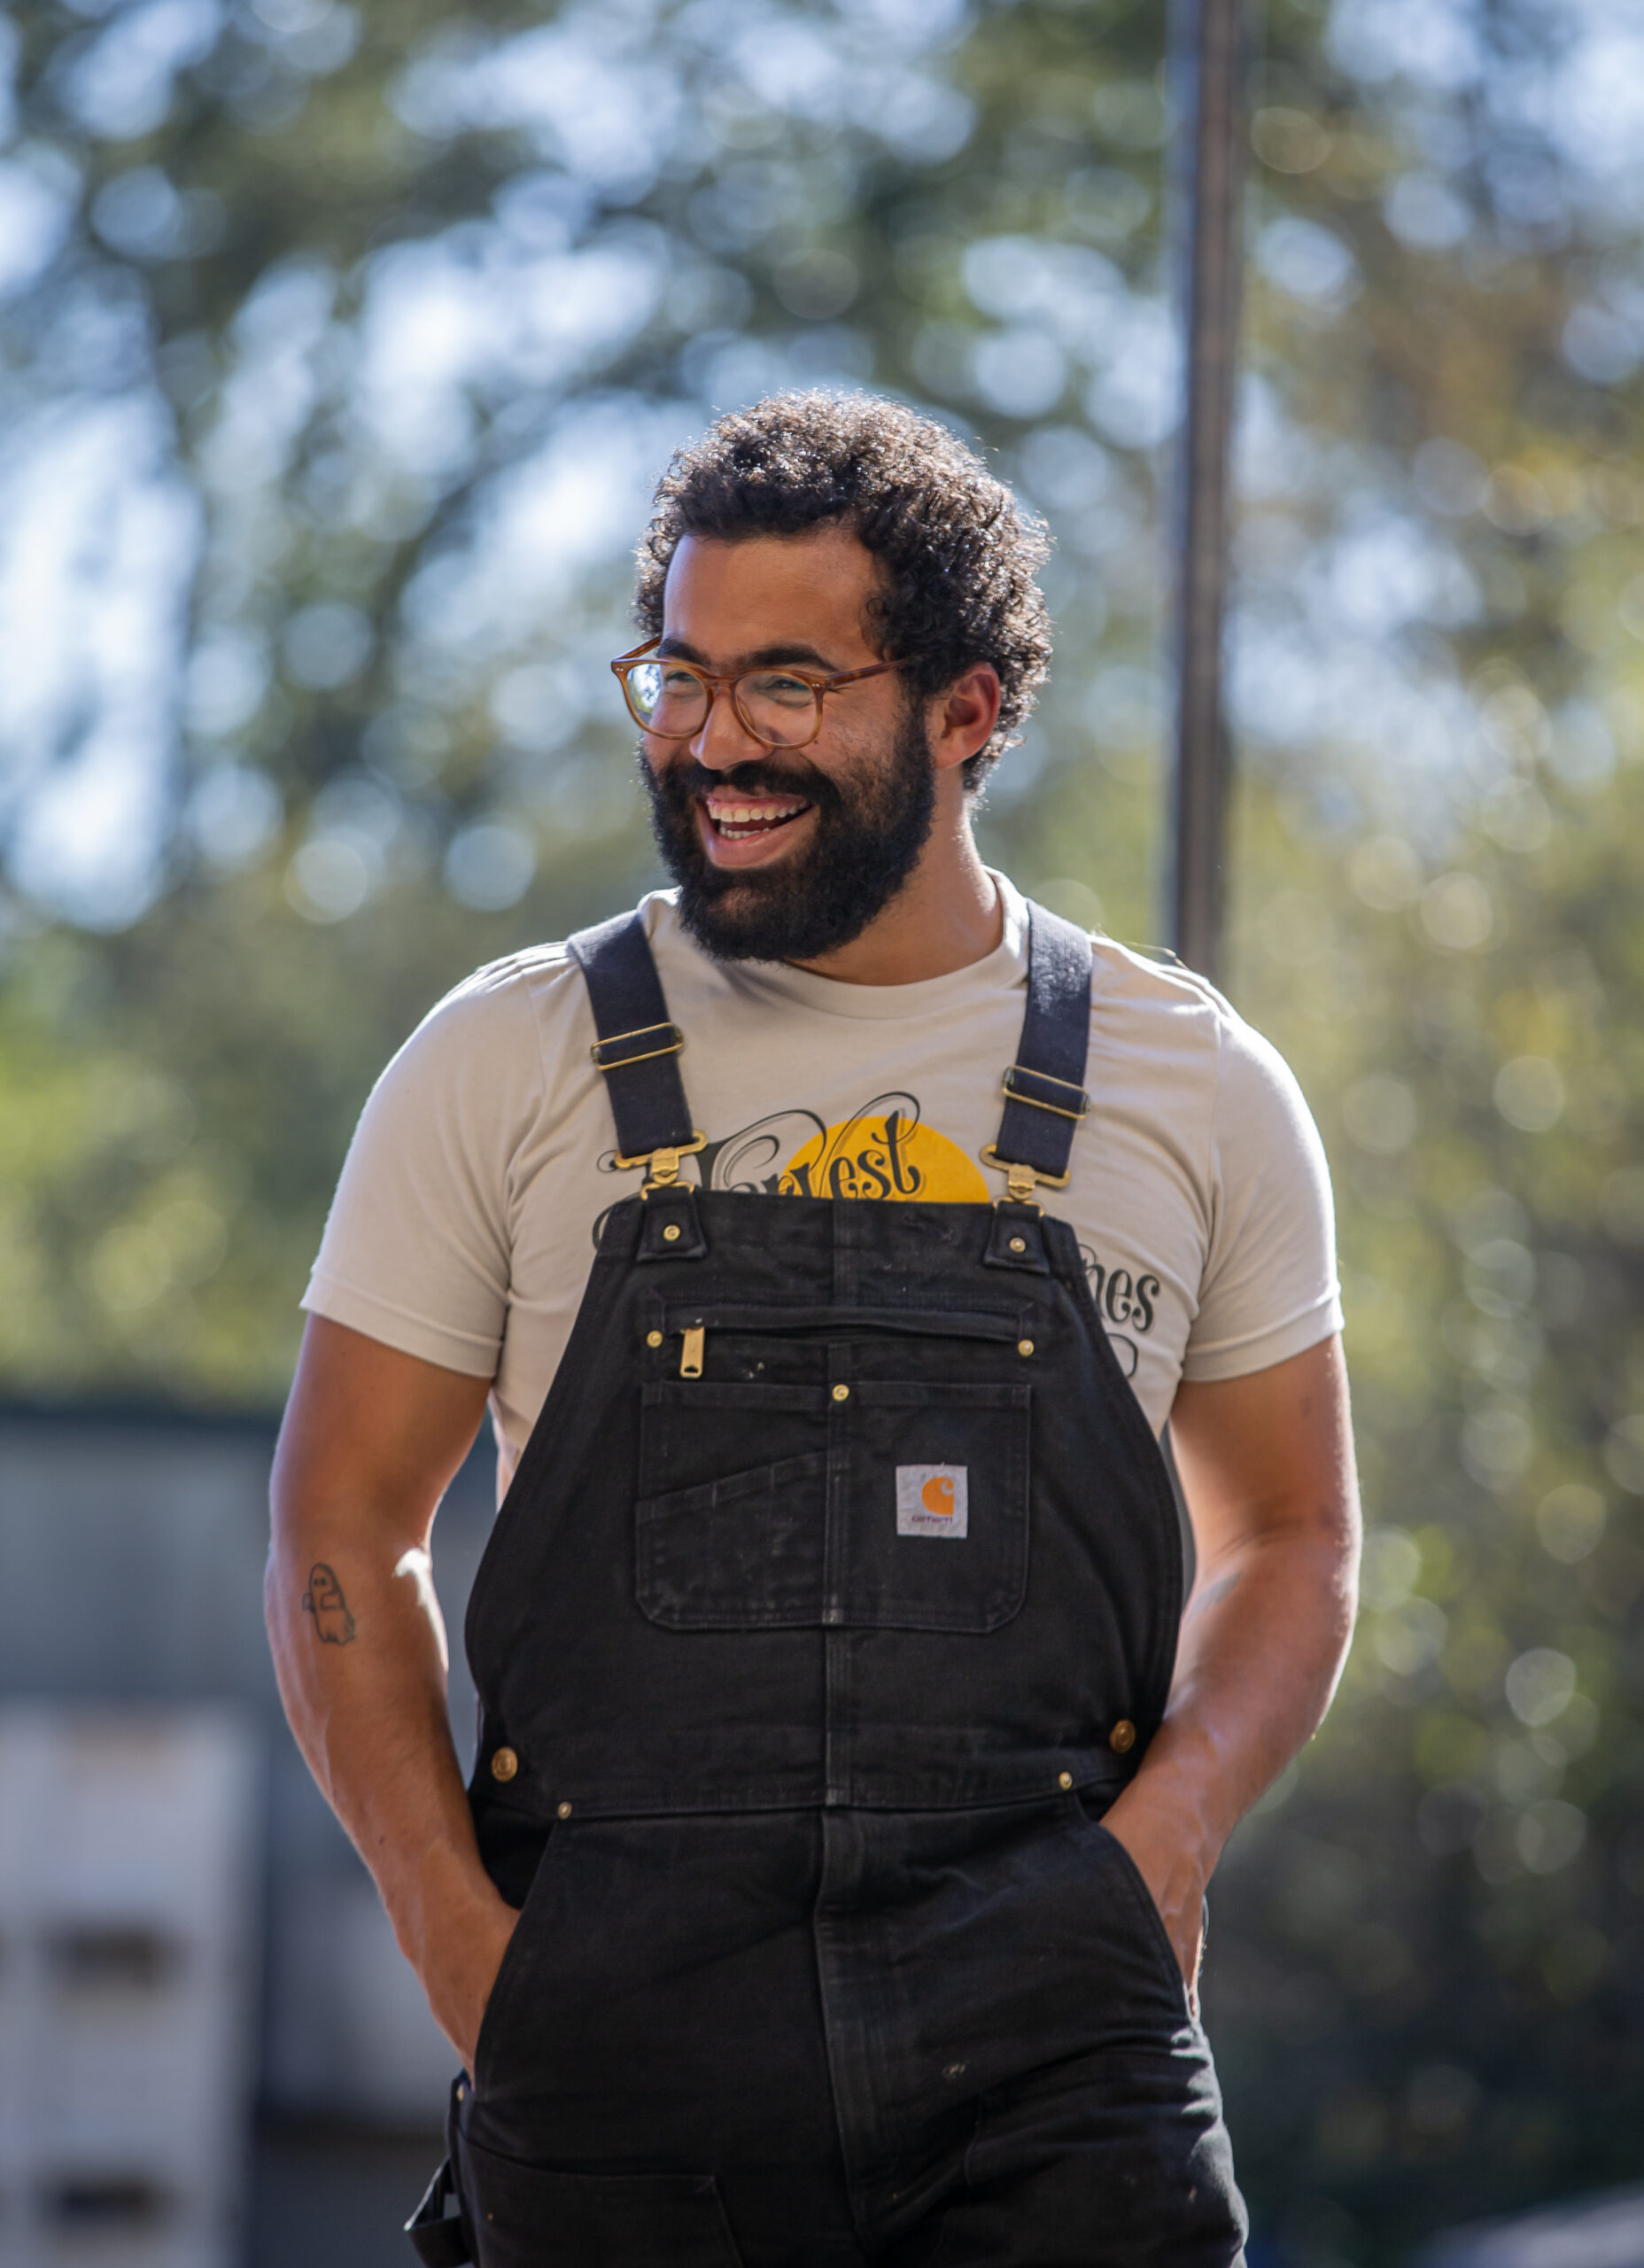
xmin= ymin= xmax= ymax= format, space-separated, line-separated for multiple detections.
xmin=268 ymin=392 xmax=1360 ymax=2268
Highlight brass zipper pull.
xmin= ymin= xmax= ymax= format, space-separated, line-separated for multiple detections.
xmin=679 ymin=1324 xmax=704 ymax=1379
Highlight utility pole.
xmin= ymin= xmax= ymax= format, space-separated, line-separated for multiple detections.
xmin=1166 ymin=0 xmax=1247 ymax=984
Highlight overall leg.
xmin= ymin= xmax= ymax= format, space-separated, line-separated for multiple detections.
xmin=889 ymin=2031 xmax=1245 ymax=2268
xmin=826 ymin=1804 xmax=1245 ymax=2268
xmin=455 ymin=1811 xmax=869 ymax=2268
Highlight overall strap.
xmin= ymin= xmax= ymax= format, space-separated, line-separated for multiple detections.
xmin=982 ymin=901 xmax=1093 ymax=1204
xmin=569 ymin=912 xmax=702 ymax=1185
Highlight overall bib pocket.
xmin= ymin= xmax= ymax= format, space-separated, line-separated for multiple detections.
xmin=637 ymin=1441 xmax=830 ymax=1627
xmin=843 ymin=1380 xmax=1030 ymax=1631
xmin=637 ymin=1306 xmax=1035 ymax=1635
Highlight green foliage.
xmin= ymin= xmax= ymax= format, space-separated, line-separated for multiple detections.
xmin=1173 ymin=3 xmax=1644 ymax=2252
xmin=6 ymin=0 xmax=1644 ymax=2256
xmin=1 ymin=0 xmax=1172 ymax=1396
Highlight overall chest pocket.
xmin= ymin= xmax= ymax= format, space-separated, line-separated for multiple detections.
xmin=635 ymin=1308 xmax=1034 ymax=1635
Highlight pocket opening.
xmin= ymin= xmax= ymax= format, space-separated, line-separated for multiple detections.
xmin=661 ymin=1301 xmax=1031 ymax=1361
xmin=1075 ymin=1814 xmax=1195 ymax=2023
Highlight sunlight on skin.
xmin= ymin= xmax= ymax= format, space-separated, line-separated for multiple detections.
xmin=392 ymin=1545 xmax=449 ymax=1674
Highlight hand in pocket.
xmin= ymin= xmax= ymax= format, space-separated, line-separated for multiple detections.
xmin=1097 ymin=1790 xmax=1207 ymax=2014
xmin=419 ymin=1888 xmax=521 ymax=2074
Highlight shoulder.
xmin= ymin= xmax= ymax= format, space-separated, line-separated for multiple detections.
xmin=1082 ymin=939 xmax=1329 ymax=1221
xmin=425 ymin=939 xmax=581 ymax=1031
xmin=380 ymin=897 xmax=690 ymax=1115
xmin=395 ymin=886 xmax=687 ymax=1060
xmin=395 ymin=929 xmax=609 ymax=1069
xmin=1089 ymin=936 xmax=1224 ymax=1023
xmin=1089 ymin=940 xmax=1302 ymax=1099
xmin=1085 ymin=937 xmax=1233 ymax=1096
xmin=354 ymin=942 xmax=596 ymax=1155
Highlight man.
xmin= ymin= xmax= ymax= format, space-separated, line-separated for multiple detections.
xmin=268 ymin=391 xmax=1359 ymax=2268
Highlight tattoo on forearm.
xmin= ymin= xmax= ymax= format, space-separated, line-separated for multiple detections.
xmin=1187 ymin=1571 xmax=1242 ymax=1620
xmin=301 ymin=1563 xmax=357 ymax=1645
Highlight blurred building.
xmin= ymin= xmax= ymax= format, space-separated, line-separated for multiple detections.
xmin=0 ymin=1403 xmax=493 ymax=2268
xmin=0 ymin=1705 xmax=258 ymax=2268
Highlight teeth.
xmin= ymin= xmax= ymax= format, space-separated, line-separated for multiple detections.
xmin=706 ymin=798 xmax=809 ymax=833
xmin=710 ymin=801 xmax=806 ymax=824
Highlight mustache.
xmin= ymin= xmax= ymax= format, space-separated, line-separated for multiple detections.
xmin=655 ymin=755 xmax=843 ymax=812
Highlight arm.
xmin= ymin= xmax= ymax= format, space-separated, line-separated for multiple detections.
xmin=266 ymin=1313 xmax=512 ymax=2070
xmin=1100 ymin=1333 xmax=1361 ymax=2006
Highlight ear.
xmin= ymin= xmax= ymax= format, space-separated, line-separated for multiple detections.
xmin=927 ymin=664 xmax=1002 ymax=775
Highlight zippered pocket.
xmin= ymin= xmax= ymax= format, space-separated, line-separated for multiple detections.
xmin=655 ymin=1301 xmax=1031 ymax=1380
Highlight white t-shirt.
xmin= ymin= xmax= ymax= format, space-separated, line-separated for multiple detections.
xmin=304 ymin=875 xmax=1342 ymax=1495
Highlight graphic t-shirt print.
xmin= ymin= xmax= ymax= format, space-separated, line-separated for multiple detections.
xmin=774 ymin=1095 xmax=987 ymax=1203
xmin=593 ymin=1090 xmax=1162 ymax=1373
xmin=593 ymin=1093 xmax=987 ymax=1204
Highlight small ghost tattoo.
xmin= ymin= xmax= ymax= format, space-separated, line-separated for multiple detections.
xmin=302 ymin=1563 xmax=357 ymax=1645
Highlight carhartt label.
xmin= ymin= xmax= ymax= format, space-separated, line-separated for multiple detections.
xmin=896 ymin=1465 xmax=968 ymax=1538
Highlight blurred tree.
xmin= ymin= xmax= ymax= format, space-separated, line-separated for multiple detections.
xmin=1203 ymin=0 xmax=1644 ymax=2256
xmin=5 ymin=0 xmax=1644 ymax=2258
xmin=0 ymin=0 xmax=1168 ymax=1395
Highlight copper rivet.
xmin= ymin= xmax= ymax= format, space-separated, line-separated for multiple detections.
xmin=832 ymin=1383 xmax=850 ymax=1402
xmin=1009 ymin=1237 xmax=1027 ymax=1254
xmin=556 ymin=1800 xmax=573 ymax=1820
xmin=490 ymin=1746 xmax=518 ymax=1783
xmin=1018 ymin=1340 xmax=1035 ymax=1358
xmin=1110 ymin=1720 xmax=1136 ymax=1755
xmin=1058 ymin=1770 xmax=1073 ymax=1790
xmin=663 ymin=1223 xmax=681 ymax=1243
xmin=647 ymin=1330 xmax=663 ymax=1348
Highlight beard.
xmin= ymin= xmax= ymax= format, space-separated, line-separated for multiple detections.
xmin=639 ymin=703 xmax=937 ymax=964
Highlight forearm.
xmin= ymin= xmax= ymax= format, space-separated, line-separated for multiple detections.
xmin=265 ymin=1512 xmax=498 ymax=1975
xmin=1121 ymin=1515 xmax=1356 ymax=1884
xmin=268 ymin=1319 xmax=511 ymax=2065
xmin=1102 ymin=1339 xmax=1361 ymax=1983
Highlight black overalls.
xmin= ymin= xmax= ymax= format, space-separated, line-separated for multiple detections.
xmin=408 ymin=905 xmax=1246 ymax=2268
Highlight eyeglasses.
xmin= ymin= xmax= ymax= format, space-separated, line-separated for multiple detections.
xmin=609 ymin=638 xmax=919 ymax=751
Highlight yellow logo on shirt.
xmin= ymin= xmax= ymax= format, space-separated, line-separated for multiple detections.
xmin=777 ymin=1107 xmax=989 ymax=1203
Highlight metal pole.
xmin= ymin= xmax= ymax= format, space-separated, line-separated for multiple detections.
xmin=1166 ymin=0 xmax=1246 ymax=984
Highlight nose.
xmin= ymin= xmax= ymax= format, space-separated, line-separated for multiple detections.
xmin=688 ymin=683 xmax=767 ymax=773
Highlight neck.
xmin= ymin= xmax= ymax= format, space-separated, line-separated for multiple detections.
xmin=788 ymin=777 xmax=1002 ymax=985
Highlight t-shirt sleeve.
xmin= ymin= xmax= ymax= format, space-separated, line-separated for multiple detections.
xmin=1182 ymin=1008 xmax=1343 ymax=1382
xmin=301 ymin=967 xmax=544 ymax=1378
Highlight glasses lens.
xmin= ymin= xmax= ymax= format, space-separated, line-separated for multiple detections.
xmin=737 ymin=669 xmax=821 ymax=748
xmin=627 ymin=661 xmax=708 ymax=734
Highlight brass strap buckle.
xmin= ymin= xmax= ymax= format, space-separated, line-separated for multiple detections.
xmin=1000 ymin=1065 xmax=1090 ymax=1122
xmin=613 ymin=1132 xmax=707 ymax=1190
xmin=590 ymin=1022 xmax=684 ymax=1071
xmin=979 ymin=1144 xmax=1070 ymax=1204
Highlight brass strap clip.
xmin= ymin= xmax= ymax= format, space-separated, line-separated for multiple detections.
xmin=978 ymin=1144 xmax=1069 ymax=1205
xmin=590 ymin=1021 xmax=684 ymax=1071
xmin=613 ymin=1131 xmax=708 ymax=1191
xmin=1000 ymin=1064 xmax=1090 ymax=1122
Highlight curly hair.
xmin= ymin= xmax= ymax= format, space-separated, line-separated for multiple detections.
xmin=633 ymin=391 xmax=1052 ymax=792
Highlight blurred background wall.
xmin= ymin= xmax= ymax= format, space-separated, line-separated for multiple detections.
xmin=0 ymin=1408 xmax=496 ymax=2264
xmin=4 ymin=0 xmax=1644 ymax=2261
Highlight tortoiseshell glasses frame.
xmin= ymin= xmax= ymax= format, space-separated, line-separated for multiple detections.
xmin=610 ymin=637 xmax=921 ymax=751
